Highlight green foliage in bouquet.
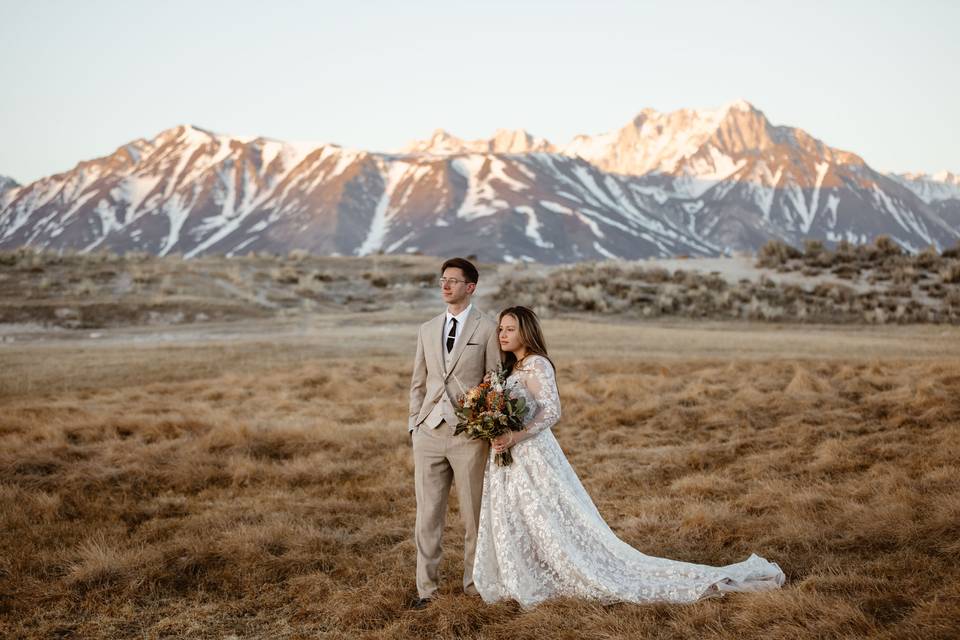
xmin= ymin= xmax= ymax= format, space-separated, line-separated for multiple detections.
xmin=454 ymin=367 xmax=527 ymax=466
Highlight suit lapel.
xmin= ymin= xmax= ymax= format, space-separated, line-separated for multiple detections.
xmin=427 ymin=313 xmax=446 ymax=375
xmin=444 ymin=307 xmax=481 ymax=380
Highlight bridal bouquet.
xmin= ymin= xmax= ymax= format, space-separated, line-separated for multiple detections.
xmin=454 ymin=367 xmax=527 ymax=466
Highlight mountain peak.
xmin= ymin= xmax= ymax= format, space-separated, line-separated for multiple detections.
xmin=151 ymin=124 xmax=261 ymax=147
xmin=182 ymin=124 xmax=216 ymax=139
xmin=0 ymin=175 xmax=19 ymax=199
xmin=403 ymin=128 xmax=553 ymax=155
xmin=714 ymin=100 xmax=768 ymax=129
xmin=562 ymin=102 xmax=764 ymax=176
xmin=724 ymin=98 xmax=757 ymax=113
xmin=165 ymin=123 xmax=211 ymax=138
xmin=897 ymin=171 xmax=946 ymax=182
xmin=932 ymin=170 xmax=960 ymax=184
xmin=428 ymin=128 xmax=459 ymax=141
xmin=892 ymin=170 xmax=960 ymax=203
xmin=489 ymin=128 xmax=554 ymax=153
xmin=558 ymin=100 xmax=865 ymax=182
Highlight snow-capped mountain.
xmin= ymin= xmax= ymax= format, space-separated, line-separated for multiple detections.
xmin=891 ymin=171 xmax=960 ymax=202
xmin=0 ymin=125 xmax=711 ymax=262
xmin=561 ymin=101 xmax=764 ymax=177
xmin=1 ymin=103 xmax=958 ymax=262
xmin=565 ymin=100 xmax=959 ymax=252
xmin=890 ymin=171 xmax=960 ymax=230
xmin=0 ymin=175 xmax=18 ymax=199
xmin=397 ymin=101 xmax=959 ymax=254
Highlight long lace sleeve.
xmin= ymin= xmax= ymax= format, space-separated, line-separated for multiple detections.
xmin=517 ymin=356 xmax=561 ymax=440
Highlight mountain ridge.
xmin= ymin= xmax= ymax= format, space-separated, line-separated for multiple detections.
xmin=2 ymin=105 xmax=958 ymax=262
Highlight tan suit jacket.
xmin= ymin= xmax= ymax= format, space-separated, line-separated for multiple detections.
xmin=408 ymin=307 xmax=501 ymax=431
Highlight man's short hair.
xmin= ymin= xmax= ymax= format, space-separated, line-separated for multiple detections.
xmin=441 ymin=257 xmax=479 ymax=284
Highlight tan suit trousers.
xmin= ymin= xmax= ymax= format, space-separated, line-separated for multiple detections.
xmin=413 ymin=419 xmax=488 ymax=599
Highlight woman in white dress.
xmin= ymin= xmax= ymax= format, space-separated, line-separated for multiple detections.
xmin=473 ymin=306 xmax=785 ymax=609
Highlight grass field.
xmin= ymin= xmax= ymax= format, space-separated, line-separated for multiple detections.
xmin=2 ymin=314 xmax=959 ymax=638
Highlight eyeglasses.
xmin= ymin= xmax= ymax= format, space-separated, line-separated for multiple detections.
xmin=438 ymin=278 xmax=468 ymax=286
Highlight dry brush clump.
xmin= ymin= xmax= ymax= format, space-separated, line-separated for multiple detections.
xmin=757 ymin=237 xmax=960 ymax=284
xmin=496 ymin=242 xmax=960 ymax=324
xmin=1 ymin=348 xmax=959 ymax=638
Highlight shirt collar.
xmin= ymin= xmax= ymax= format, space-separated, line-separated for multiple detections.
xmin=446 ymin=303 xmax=472 ymax=325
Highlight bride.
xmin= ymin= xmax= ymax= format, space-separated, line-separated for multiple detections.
xmin=473 ymin=306 xmax=785 ymax=608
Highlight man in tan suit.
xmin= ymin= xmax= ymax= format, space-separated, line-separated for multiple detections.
xmin=408 ymin=257 xmax=500 ymax=608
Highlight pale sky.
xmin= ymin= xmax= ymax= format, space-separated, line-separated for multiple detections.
xmin=1 ymin=0 xmax=957 ymax=185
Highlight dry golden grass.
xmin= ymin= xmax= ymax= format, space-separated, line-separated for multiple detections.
xmin=2 ymin=319 xmax=960 ymax=638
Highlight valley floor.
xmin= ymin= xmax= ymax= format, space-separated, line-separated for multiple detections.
xmin=2 ymin=315 xmax=959 ymax=638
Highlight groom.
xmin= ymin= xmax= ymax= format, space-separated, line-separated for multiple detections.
xmin=408 ymin=257 xmax=501 ymax=608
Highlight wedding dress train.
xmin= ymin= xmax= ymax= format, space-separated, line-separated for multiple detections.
xmin=473 ymin=356 xmax=785 ymax=608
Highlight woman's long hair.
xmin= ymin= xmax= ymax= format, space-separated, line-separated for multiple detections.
xmin=498 ymin=306 xmax=556 ymax=378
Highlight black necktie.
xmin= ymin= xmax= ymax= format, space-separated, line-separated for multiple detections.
xmin=446 ymin=318 xmax=457 ymax=353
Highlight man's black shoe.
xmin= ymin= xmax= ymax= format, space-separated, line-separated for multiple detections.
xmin=411 ymin=597 xmax=433 ymax=610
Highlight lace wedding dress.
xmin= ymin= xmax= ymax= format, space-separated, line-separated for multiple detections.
xmin=473 ymin=355 xmax=785 ymax=608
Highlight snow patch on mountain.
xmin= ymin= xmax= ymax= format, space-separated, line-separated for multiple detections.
xmin=592 ymin=241 xmax=619 ymax=260
xmin=357 ymin=161 xmax=415 ymax=255
xmin=454 ymin=155 xmax=508 ymax=220
xmin=514 ymin=205 xmax=553 ymax=249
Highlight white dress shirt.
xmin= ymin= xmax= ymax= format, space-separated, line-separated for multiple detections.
xmin=444 ymin=304 xmax=472 ymax=355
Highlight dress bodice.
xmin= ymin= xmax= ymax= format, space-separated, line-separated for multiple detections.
xmin=505 ymin=355 xmax=561 ymax=438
